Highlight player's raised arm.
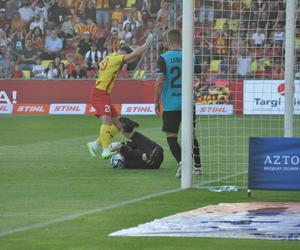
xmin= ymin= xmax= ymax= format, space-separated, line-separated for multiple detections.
xmin=123 ymin=34 xmax=153 ymax=63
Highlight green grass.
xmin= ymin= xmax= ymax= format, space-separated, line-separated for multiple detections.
xmin=0 ymin=115 xmax=299 ymax=250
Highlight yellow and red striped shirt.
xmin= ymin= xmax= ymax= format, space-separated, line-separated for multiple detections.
xmin=95 ymin=53 xmax=124 ymax=94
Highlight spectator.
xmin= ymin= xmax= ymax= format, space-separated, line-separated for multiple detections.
xmin=0 ymin=29 xmax=8 ymax=48
xmin=197 ymin=0 xmax=214 ymax=27
xmin=212 ymin=28 xmax=228 ymax=57
xmin=94 ymin=30 xmax=108 ymax=59
xmin=0 ymin=52 xmax=14 ymax=78
xmin=32 ymin=57 xmax=46 ymax=78
xmin=9 ymin=29 xmax=26 ymax=51
xmin=20 ymin=39 xmax=38 ymax=71
xmin=10 ymin=64 xmax=24 ymax=79
xmin=110 ymin=29 xmax=121 ymax=52
xmin=121 ymin=22 xmax=133 ymax=43
xmin=133 ymin=8 xmax=143 ymax=26
xmin=237 ymin=50 xmax=252 ymax=79
xmin=77 ymin=31 xmax=92 ymax=57
xmin=219 ymin=56 xmax=230 ymax=79
xmin=59 ymin=15 xmax=74 ymax=39
xmin=53 ymin=56 xmax=61 ymax=69
xmin=29 ymin=13 xmax=44 ymax=33
xmin=111 ymin=4 xmax=124 ymax=23
xmin=43 ymin=30 xmax=63 ymax=59
xmin=73 ymin=15 xmax=86 ymax=35
xmin=44 ymin=61 xmax=58 ymax=79
xmin=65 ymin=53 xmax=76 ymax=75
xmin=110 ymin=0 xmax=124 ymax=9
xmin=0 ymin=45 xmax=6 ymax=61
xmin=48 ymin=0 xmax=70 ymax=24
xmin=84 ymin=43 xmax=101 ymax=71
xmin=4 ymin=1 xmax=17 ymax=19
xmin=31 ymin=0 xmax=49 ymax=23
xmin=110 ymin=19 xmax=121 ymax=37
xmin=258 ymin=11 xmax=270 ymax=30
xmin=251 ymin=28 xmax=266 ymax=47
xmin=122 ymin=11 xmax=140 ymax=32
xmin=0 ymin=66 xmax=5 ymax=78
xmin=149 ymin=0 xmax=161 ymax=16
xmin=18 ymin=0 xmax=35 ymax=23
xmin=10 ymin=0 xmax=23 ymax=8
xmin=6 ymin=41 xmax=19 ymax=62
xmin=271 ymin=25 xmax=285 ymax=46
xmin=83 ymin=0 xmax=96 ymax=24
xmin=251 ymin=56 xmax=272 ymax=78
xmin=0 ymin=9 xmax=10 ymax=33
xmin=156 ymin=1 xmax=170 ymax=29
xmin=95 ymin=0 xmax=110 ymax=31
xmin=27 ymin=27 xmax=44 ymax=50
xmin=10 ymin=12 xmax=27 ymax=33
xmin=70 ymin=64 xmax=87 ymax=79
xmin=130 ymin=36 xmax=139 ymax=50
xmin=57 ymin=61 xmax=69 ymax=78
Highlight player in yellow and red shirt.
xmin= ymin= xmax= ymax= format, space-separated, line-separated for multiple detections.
xmin=87 ymin=34 xmax=153 ymax=159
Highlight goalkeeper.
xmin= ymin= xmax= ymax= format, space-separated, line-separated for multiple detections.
xmin=109 ymin=117 xmax=164 ymax=169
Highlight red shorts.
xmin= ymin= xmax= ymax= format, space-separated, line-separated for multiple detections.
xmin=91 ymin=87 xmax=119 ymax=117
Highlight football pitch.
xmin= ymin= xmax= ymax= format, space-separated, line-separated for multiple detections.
xmin=0 ymin=115 xmax=299 ymax=250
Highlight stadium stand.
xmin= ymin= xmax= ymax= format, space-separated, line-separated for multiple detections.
xmin=0 ymin=0 xmax=291 ymax=81
xmin=0 ymin=0 xmax=169 ymax=79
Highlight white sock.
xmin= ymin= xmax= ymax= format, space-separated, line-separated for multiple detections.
xmin=92 ymin=140 xmax=99 ymax=150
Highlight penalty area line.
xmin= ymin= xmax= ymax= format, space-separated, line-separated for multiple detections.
xmin=0 ymin=172 xmax=245 ymax=238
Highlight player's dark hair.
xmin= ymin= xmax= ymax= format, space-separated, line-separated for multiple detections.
xmin=164 ymin=29 xmax=182 ymax=47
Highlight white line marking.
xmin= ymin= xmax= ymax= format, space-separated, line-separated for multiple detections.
xmin=0 ymin=172 xmax=245 ymax=238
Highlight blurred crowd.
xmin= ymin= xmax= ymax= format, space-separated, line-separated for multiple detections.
xmin=0 ymin=0 xmax=179 ymax=79
xmin=1 ymin=0 xmax=299 ymax=82
xmin=193 ymin=0 xmax=295 ymax=81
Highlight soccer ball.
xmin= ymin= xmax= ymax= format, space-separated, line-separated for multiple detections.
xmin=110 ymin=153 xmax=126 ymax=168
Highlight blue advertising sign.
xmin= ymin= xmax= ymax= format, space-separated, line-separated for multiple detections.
xmin=248 ymin=137 xmax=300 ymax=190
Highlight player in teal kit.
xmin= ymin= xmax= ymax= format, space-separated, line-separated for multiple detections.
xmin=154 ymin=29 xmax=201 ymax=178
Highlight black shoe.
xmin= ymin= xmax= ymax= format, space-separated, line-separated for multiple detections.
xmin=119 ymin=117 xmax=139 ymax=132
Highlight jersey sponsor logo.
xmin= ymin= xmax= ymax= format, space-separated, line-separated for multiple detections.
xmin=0 ymin=104 xmax=13 ymax=114
xmin=196 ymin=104 xmax=233 ymax=115
xmin=49 ymin=104 xmax=86 ymax=115
xmin=13 ymin=104 xmax=49 ymax=114
xmin=122 ymin=104 xmax=155 ymax=115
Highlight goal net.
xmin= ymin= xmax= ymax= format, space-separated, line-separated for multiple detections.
xmin=188 ymin=0 xmax=300 ymax=188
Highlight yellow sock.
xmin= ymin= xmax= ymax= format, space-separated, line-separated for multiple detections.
xmin=96 ymin=136 xmax=102 ymax=146
xmin=96 ymin=124 xmax=119 ymax=145
xmin=110 ymin=124 xmax=119 ymax=137
xmin=99 ymin=124 xmax=111 ymax=149
xmin=96 ymin=126 xmax=102 ymax=145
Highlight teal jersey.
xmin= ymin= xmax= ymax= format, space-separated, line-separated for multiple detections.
xmin=157 ymin=50 xmax=182 ymax=111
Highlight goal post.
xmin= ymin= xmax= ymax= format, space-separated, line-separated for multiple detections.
xmin=181 ymin=0 xmax=194 ymax=189
xmin=284 ymin=0 xmax=297 ymax=137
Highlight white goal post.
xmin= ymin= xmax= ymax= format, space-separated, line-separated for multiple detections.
xmin=181 ymin=0 xmax=194 ymax=188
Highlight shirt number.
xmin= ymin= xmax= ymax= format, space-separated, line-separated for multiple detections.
xmin=170 ymin=66 xmax=181 ymax=88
